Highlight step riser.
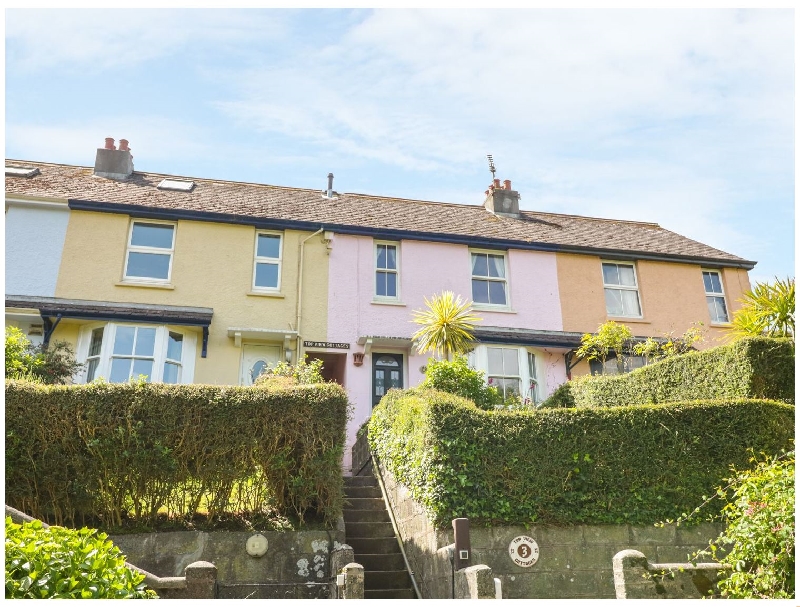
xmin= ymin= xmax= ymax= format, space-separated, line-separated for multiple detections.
xmin=347 ymin=537 xmax=399 ymax=554
xmin=344 ymin=486 xmax=383 ymax=499
xmin=352 ymin=553 xmax=405 ymax=571
xmin=346 ymin=522 xmax=395 ymax=538
xmin=365 ymin=571 xmax=413 ymax=590
xmin=343 ymin=476 xmax=379 ymax=488
xmin=343 ymin=509 xmax=390 ymax=523
xmin=344 ymin=497 xmax=385 ymax=511
xmin=364 ymin=589 xmax=415 ymax=599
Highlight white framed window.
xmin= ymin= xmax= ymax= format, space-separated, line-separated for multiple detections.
xmin=527 ymin=351 xmax=540 ymax=404
xmin=77 ymin=323 xmax=196 ymax=384
xmin=253 ymin=231 xmax=283 ymax=291
xmin=602 ymin=261 xmax=642 ymax=318
xmin=471 ymin=250 xmax=508 ymax=307
xmin=375 ymin=241 xmax=400 ymax=300
xmin=123 ymin=220 xmax=176 ymax=283
xmin=702 ymin=269 xmax=729 ymax=324
xmin=487 ymin=347 xmax=521 ymax=399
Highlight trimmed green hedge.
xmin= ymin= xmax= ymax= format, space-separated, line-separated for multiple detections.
xmin=368 ymin=388 xmax=794 ymax=527
xmin=543 ymin=337 xmax=794 ymax=409
xmin=6 ymin=380 xmax=350 ymax=529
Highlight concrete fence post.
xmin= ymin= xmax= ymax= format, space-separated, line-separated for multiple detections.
xmin=342 ymin=562 xmax=364 ymax=599
xmin=455 ymin=564 xmax=496 ymax=599
xmin=183 ymin=561 xmax=217 ymax=599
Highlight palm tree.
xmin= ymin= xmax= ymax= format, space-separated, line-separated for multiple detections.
xmin=731 ymin=277 xmax=795 ymax=340
xmin=411 ymin=291 xmax=481 ymax=359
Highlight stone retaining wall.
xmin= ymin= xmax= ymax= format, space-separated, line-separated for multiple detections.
xmin=111 ymin=526 xmax=346 ymax=599
xmin=375 ymin=459 xmax=723 ymax=599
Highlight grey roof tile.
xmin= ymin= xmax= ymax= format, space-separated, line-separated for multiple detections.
xmin=5 ymin=160 xmax=754 ymax=267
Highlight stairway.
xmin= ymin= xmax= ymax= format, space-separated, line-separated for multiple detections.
xmin=343 ymin=472 xmax=416 ymax=599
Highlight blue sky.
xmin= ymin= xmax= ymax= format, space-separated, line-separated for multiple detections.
xmin=5 ymin=8 xmax=795 ymax=285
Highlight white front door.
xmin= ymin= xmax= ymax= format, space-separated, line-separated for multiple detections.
xmin=240 ymin=344 xmax=281 ymax=386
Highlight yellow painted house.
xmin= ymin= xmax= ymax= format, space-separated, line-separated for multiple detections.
xmin=5 ymin=148 xmax=332 ymax=386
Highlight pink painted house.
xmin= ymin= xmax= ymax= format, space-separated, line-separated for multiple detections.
xmin=326 ymin=184 xmax=580 ymax=472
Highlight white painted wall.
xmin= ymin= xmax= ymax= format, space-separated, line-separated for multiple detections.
xmin=5 ymin=203 xmax=70 ymax=296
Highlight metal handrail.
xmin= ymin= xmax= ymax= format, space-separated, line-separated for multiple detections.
xmin=370 ymin=455 xmax=423 ymax=600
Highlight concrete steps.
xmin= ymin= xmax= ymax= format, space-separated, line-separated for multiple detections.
xmin=343 ymin=474 xmax=415 ymax=599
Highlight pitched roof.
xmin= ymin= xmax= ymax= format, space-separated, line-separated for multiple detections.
xmin=4 ymin=159 xmax=754 ymax=268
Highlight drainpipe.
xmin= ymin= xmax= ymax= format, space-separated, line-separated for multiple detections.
xmin=296 ymin=227 xmax=324 ymax=363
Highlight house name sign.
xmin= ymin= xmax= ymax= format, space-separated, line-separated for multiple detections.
xmin=303 ymin=341 xmax=350 ymax=350
xmin=508 ymin=535 xmax=539 ymax=567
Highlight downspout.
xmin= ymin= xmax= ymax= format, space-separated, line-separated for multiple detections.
xmin=296 ymin=227 xmax=324 ymax=362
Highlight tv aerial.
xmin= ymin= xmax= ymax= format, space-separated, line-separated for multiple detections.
xmin=487 ymin=154 xmax=496 ymax=180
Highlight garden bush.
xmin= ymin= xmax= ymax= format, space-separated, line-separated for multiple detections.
xmin=542 ymin=337 xmax=794 ymax=408
xmin=368 ymin=388 xmax=794 ymax=527
xmin=704 ymin=451 xmax=795 ymax=598
xmin=5 ymin=516 xmax=155 ymax=599
xmin=420 ymin=355 xmax=502 ymax=410
xmin=5 ymin=379 xmax=350 ymax=530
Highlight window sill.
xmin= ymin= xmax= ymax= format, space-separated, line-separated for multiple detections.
xmin=247 ymin=291 xmax=286 ymax=299
xmin=607 ymin=316 xmax=650 ymax=324
xmin=371 ymin=300 xmax=406 ymax=307
xmin=474 ymin=305 xmax=516 ymax=314
xmin=116 ymin=281 xmax=175 ymax=290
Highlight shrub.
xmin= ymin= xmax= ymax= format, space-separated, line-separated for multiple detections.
xmin=254 ymin=358 xmax=325 ymax=387
xmin=420 ymin=355 xmax=502 ymax=411
xmin=708 ymin=452 xmax=795 ymax=598
xmin=5 ymin=326 xmax=82 ymax=384
xmin=542 ymin=337 xmax=794 ymax=408
xmin=5 ymin=380 xmax=350 ymax=529
xmin=731 ymin=276 xmax=794 ymax=340
xmin=368 ymin=389 xmax=794 ymax=527
xmin=5 ymin=516 xmax=155 ymax=599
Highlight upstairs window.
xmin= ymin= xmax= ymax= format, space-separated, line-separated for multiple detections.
xmin=703 ymin=270 xmax=729 ymax=323
xmin=375 ymin=242 xmax=400 ymax=300
xmin=471 ymin=251 xmax=508 ymax=306
xmin=124 ymin=221 xmax=175 ymax=283
xmin=602 ymin=261 xmax=641 ymax=317
xmin=253 ymin=232 xmax=283 ymax=291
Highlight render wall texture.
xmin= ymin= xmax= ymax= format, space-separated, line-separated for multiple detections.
xmin=52 ymin=210 xmax=330 ymax=385
xmin=556 ymin=253 xmax=751 ymax=353
xmin=328 ymin=234 xmax=564 ymax=472
xmin=5 ymin=203 xmax=70 ymax=297
xmin=375 ymin=460 xmax=723 ymax=599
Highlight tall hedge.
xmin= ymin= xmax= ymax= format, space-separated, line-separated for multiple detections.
xmin=368 ymin=389 xmax=794 ymax=528
xmin=5 ymin=380 xmax=350 ymax=529
xmin=544 ymin=337 xmax=794 ymax=409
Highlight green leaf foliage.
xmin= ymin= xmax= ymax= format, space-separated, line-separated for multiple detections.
xmin=411 ymin=291 xmax=481 ymax=358
xmin=543 ymin=337 xmax=794 ymax=408
xmin=5 ymin=517 xmax=156 ymax=599
xmin=710 ymin=452 xmax=795 ymax=598
xmin=5 ymin=380 xmax=350 ymax=529
xmin=5 ymin=326 xmax=83 ymax=384
xmin=420 ymin=355 xmax=502 ymax=411
xmin=368 ymin=389 xmax=794 ymax=528
xmin=731 ymin=276 xmax=794 ymax=340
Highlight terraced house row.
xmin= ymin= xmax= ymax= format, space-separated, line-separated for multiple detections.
xmin=5 ymin=140 xmax=755 ymax=468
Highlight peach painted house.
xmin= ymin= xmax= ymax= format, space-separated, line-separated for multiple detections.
xmin=5 ymin=144 xmax=755 ymax=470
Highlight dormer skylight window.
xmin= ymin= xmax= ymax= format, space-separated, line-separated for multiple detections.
xmin=5 ymin=166 xmax=40 ymax=178
xmin=157 ymin=178 xmax=195 ymax=192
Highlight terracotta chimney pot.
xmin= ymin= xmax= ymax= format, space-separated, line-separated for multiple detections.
xmin=104 ymin=137 xmax=116 ymax=150
xmin=504 ymin=179 xmax=512 ymax=190
xmin=493 ymin=178 xmax=501 ymax=188
xmin=119 ymin=139 xmax=129 ymax=152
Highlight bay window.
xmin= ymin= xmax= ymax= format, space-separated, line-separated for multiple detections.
xmin=77 ymin=323 xmax=195 ymax=384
